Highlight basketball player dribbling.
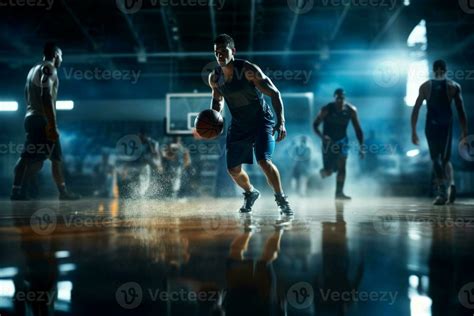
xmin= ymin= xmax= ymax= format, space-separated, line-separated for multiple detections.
xmin=208 ymin=34 xmax=293 ymax=215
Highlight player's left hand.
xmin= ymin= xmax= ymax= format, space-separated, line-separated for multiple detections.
xmin=273 ymin=122 xmax=287 ymax=142
xmin=359 ymin=149 xmax=366 ymax=160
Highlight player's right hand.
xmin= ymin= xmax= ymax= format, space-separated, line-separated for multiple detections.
xmin=323 ymin=135 xmax=332 ymax=142
xmin=46 ymin=125 xmax=59 ymax=142
xmin=412 ymin=133 xmax=419 ymax=146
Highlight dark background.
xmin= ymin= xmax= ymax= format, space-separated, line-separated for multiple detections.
xmin=0 ymin=0 xmax=473 ymax=197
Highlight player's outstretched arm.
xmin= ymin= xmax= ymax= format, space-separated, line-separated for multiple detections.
xmin=243 ymin=61 xmax=287 ymax=142
xmin=411 ymin=84 xmax=427 ymax=145
xmin=209 ymin=72 xmax=224 ymax=113
xmin=453 ymin=83 xmax=468 ymax=140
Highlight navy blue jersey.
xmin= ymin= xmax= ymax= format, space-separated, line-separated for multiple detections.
xmin=322 ymin=103 xmax=354 ymax=141
xmin=214 ymin=59 xmax=273 ymax=131
xmin=427 ymin=79 xmax=452 ymax=126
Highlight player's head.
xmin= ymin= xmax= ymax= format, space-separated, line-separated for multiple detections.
xmin=43 ymin=42 xmax=62 ymax=68
xmin=334 ymin=88 xmax=345 ymax=106
xmin=433 ymin=59 xmax=447 ymax=77
xmin=214 ymin=34 xmax=236 ymax=67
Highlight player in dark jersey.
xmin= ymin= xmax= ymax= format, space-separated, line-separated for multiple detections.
xmin=10 ymin=43 xmax=80 ymax=201
xmin=313 ymin=89 xmax=364 ymax=200
xmin=411 ymin=60 xmax=468 ymax=205
xmin=208 ymin=34 xmax=292 ymax=215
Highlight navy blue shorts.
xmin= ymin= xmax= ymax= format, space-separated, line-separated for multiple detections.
xmin=226 ymin=123 xmax=275 ymax=169
xmin=425 ymin=121 xmax=452 ymax=161
xmin=322 ymin=137 xmax=349 ymax=172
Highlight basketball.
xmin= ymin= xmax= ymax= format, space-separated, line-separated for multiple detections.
xmin=195 ymin=109 xmax=224 ymax=139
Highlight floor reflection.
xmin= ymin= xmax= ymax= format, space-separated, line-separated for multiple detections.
xmin=0 ymin=197 xmax=474 ymax=315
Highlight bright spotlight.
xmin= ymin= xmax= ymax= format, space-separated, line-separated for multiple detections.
xmin=56 ymin=100 xmax=74 ymax=110
xmin=406 ymin=149 xmax=420 ymax=158
xmin=0 ymin=101 xmax=18 ymax=112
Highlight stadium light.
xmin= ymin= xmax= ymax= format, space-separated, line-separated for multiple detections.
xmin=0 ymin=101 xmax=18 ymax=111
xmin=56 ymin=100 xmax=74 ymax=110
xmin=406 ymin=149 xmax=420 ymax=158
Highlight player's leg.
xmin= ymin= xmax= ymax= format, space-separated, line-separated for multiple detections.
xmin=320 ymin=139 xmax=334 ymax=178
xmin=11 ymin=116 xmax=47 ymax=200
xmin=228 ymin=164 xmax=260 ymax=213
xmin=335 ymin=156 xmax=351 ymax=200
xmin=50 ymin=142 xmax=80 ymax=200
xmin=446 ymin=162 xmax=456 ymax=203
xmin=11 ymin=158 xmax=44 ymax=200
xmin=255 ymin=127 xmax=292 ymax=215
xmin=227 ymin=136 xmax=260 ymax=213
xmin=426 ymin=125 xmax=448 ymax=205
xmin=228 ymin=165 xmax=252 ymax=192
xmin=443 ymin=125 xmax=456 ymax=204
xmin=257 ymin=159 xmax=283 ymax=194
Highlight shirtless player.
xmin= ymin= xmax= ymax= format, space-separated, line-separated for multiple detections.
xmin=10 ymin=43 xmax=79 ymax=201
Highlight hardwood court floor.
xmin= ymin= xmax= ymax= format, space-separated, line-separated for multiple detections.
xmin=1 ymin=196 xmax=474 ymax=315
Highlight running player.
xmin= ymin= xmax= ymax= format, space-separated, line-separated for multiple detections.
xmin=313 ymin=89 xmax=365 ymax=200
xmin=208 ymin=34 xmax=292 ymax=215
xmin=411 ymin=60 xmax=468 ymax=205
xmin=10 ymin=43 xmax=80 ymax=201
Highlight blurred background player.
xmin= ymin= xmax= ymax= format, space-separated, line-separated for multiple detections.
xmin=162 ymin=136 xmax=191 ymax=198
xmin=290 ymin=136 xmax=312 ymax=196
xmin=411 ymin=60 xmax=468 ymax=205
xmin=209 ymin=34 xmax=292 ymax=215
xmin=10 ymin=42 xmax=79 ymax=201
xmin=313 ymin=89 xmax=365 ymax=200
xmin=93 ymin=152 xmax=115 ymax=198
